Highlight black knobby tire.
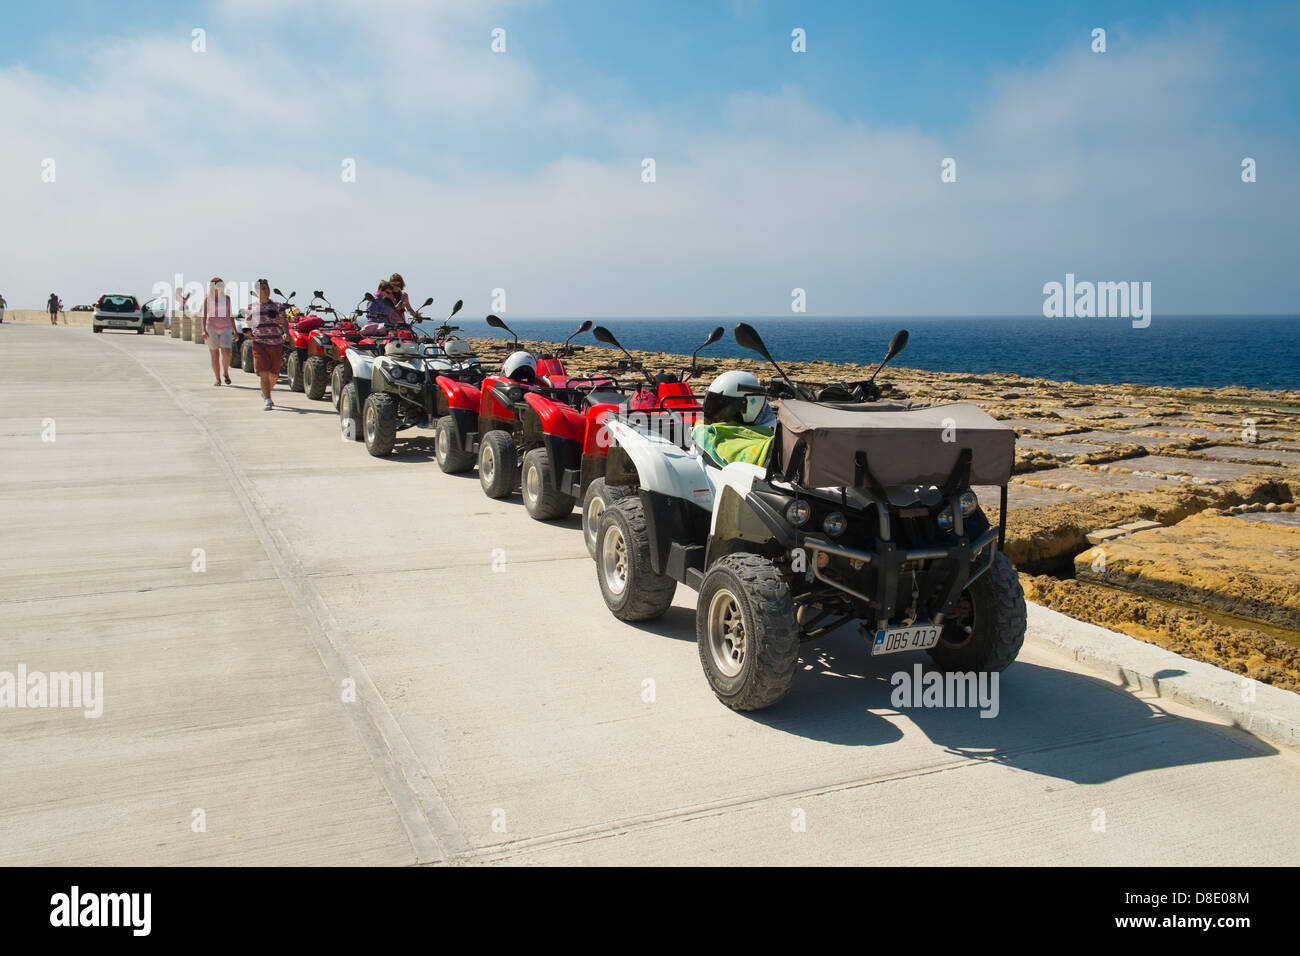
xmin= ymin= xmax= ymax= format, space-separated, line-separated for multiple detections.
xmin=339 ymin=382 xmax=363 ymax=442
xmin=696 ymin=553 xmax=799 ymax=711
xmin=478 ymin=430 xmax=518 ymax=498
xmin=363 ymin=392 xmax=398 ymax=457
xmin=241 ymin=340 xmax=255 ymax=372
xmin=287 ymin=351 xmax=305 ymax=392
xmin=582 ymin=478 xmax=630 ymax=559
xmin=596 ymin=496 xmax=676 ymax=621
xmin=521 ymin=448 xmax=575 ymax=521
xmin=435 ymin=416 xmax=475 ymax=474
xmin=304 ymin=356 xmax=328 ymax=400
xmin=92 ymin=326 xmax=102 ymax=333
xmin=330 ymin=363 xmax=345 ymax=410
xmin=928 ymin=550 xmax=1027 ymax=673
xmin=136 ymin=326 xmax=144 ymax=335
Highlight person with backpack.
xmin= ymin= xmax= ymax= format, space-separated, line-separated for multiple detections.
xmin=47 ymin=293 xmax=59 ymax=325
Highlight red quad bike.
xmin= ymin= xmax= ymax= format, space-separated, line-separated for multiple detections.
xmin=431 ymin=314 xmax=591 ymax=495
xmin=522 ymin=325 xmax=724 ymax=558
xmin=285 ymin=291 xmax=348 ymax=396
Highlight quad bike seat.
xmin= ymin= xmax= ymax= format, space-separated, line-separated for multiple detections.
xmin=584 ymin=388 xmax=627 ymax=409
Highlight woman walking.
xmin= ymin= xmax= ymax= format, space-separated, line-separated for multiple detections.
xmin=202 ymin=277 xmax=235 ymax=385
xmin=246 ymin=279 xmax=290 ymax=410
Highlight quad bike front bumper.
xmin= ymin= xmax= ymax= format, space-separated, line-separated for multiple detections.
xmin=797 ymin=525 xmax=1000 ymax=631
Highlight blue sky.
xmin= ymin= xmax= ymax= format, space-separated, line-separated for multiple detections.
xmin=1 ymin=0 xmax=1298 ymax=316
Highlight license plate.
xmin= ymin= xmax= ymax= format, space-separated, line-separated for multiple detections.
xmin=871 ymin=624 xmax=941 ymax=656
xmin=109 ymin=320 xmax=130 ymax=326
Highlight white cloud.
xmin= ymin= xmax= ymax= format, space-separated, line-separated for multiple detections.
xmin=0 ymin=10 xmax=1295 ymax=317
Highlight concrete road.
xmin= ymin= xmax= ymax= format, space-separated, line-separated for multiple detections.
xmin=2 ymin=323 xmax=1298 ymax=866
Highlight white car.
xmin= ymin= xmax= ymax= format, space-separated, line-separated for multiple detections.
xmin=92 ymin=294 xmax=145 ymax=334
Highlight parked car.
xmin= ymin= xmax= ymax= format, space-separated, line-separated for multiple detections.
xmin=71 ymin=304 xmax=94 ymax=312
xmin=92 ymin=294 xmax=145 ymax=334
xmin=141 ymin=297 xmax=168 ymax=326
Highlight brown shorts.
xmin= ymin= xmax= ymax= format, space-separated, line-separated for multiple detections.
xmin=252 ymin=342 xmax=283 ymax=375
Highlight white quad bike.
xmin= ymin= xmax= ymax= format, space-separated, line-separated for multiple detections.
xmin=338 ymin=300 xmax=481 ymax=456
xmin=594 ymin=323 xmax=1027 ymax=711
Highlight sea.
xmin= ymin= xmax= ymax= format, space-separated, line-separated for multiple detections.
xmin=463 ymin=315 xmax=1300 ymax=392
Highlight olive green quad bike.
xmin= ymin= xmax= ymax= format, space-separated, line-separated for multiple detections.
xmin=594 ymin=323 xmax=1026 ymax=711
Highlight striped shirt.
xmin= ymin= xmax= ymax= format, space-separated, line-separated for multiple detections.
xmin=246 ymin=300 xmax=288 ymax=344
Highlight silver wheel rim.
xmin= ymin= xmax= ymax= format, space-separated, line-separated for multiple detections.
xmin=364 ymin=403 xmax=376 ymax=443
xmin=600 ymin=524 xmax=628 ymax=596
xmin=482 ymin=445 xmax=495 ymax=482
xmin=524 ymin=461 xmax=540 ymax=503
xmin=707 ymin=588 xmax=746 ymax=678
xmin=586 ymin=497 xmax=605 ymax=549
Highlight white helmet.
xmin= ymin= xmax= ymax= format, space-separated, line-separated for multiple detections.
xmin=503 ymin=350 xmax=538 ymax=382
xmin=703 ymin=370 xmax=771 ymax=425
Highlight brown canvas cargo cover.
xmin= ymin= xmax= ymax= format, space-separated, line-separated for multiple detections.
xmin=774 ymin=399 xmax=1015 ymax=489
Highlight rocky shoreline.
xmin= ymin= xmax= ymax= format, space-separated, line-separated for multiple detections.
xmin=466 ymin=333 xmax=1300 ymax=692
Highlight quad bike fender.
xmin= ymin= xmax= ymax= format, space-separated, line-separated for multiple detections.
xmin=524 ymin=392 xmax=586 ymax=444
xmin=478 ymin=375 xmax=519 ymax=422
xmin=437 ymin=375 xmax=481 ymax=412
xmin=706 ymin=466 xmax=796 ymax=567
xmin=603 ymin=418 xmax=714 ymax=509
xmin=348 ymin=348 xmax=376 ymax=380
xmin=536 ymin=357 xmax=567 ymax=381
xmin=582 ymin=405 xmax=621 ymax=457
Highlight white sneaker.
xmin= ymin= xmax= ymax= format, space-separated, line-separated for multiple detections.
xmin=264 ymin=398 xmax=273 ymax=411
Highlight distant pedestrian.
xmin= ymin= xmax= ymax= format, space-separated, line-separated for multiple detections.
xmin=202 ymin=277 xmax=235 ymax=386
xmin=246 ymin=279 xmax=290 ymax=410
xmin=47 ymin=293 xmax=58 ymax=325
xmin=57 ymin=296 xmax=65 ymax=323
xmin=0 ymin=292 xmax=7 ymax=323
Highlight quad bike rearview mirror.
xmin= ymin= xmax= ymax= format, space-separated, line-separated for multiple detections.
xmin=734 ymin=322 xmax=799 ymax=398
xmin=689 ymin=326 xmax=725 ymax=378
xmin=449 ymin=299 xmax=463 ymax=317
xmin=486 ymin=313 xmax=518 ymax=347
xmin=313 ymin=290 xmax=324 ymax=299
xmin=363 ymin=292 xmax=375 ymax=302
xmin=887 ymin=329 xmax=909 ymax=359
xmin=866 ymin=328 xmax=910 ymax=388
xmin=563 ymin=320 xmax=593 ymax=351
xmin=592 ymin=324 xmax=653 ymax=386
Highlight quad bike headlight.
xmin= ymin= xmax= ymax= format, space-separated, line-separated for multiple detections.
xmin=785 ymin=500 xmax=811 ymax=526
xmin=959 ymin=490 xmax=979 ymax=516
xmin=822 ymin=511 xmax=847 ymax=536
xmin=937 ymin=508 xmax=955 ymax=532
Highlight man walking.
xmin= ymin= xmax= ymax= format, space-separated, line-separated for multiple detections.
xmin=0 ymin=292 xmax=7 ymax=323
xmin=47 ymin=293 xmax=59 ymax=325
xmin=246 ymin=279 xmax=289 ymax=410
